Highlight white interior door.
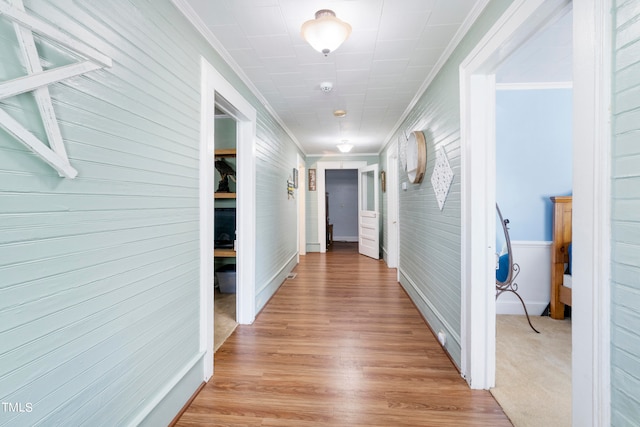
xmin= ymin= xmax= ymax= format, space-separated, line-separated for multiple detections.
xmin=358 ymin=164 xmax=379 ymax=259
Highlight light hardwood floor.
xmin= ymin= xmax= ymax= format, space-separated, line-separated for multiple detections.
xmin=175 ymin=243 xmax=511 ymax=426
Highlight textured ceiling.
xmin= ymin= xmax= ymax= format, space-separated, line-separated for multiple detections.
xmin=176 ymin=1 xmax=572 ymax=155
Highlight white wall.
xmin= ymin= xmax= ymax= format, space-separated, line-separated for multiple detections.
xmin=496 ymin=241 xmax=552 ymax=315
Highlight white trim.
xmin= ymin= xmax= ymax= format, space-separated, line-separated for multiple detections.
xmin=572 ymin=1 xmax=611 ymax=425
xmin=461 ymin=1 xmax=611 ymax=423
xmin=0 ymin=108 xmax=77 ymax=178
xmin=459 ymin=0 xmax=572 ymax=390
xmin=379 ymin=0 xmax=491 ymax=155
xmin=199 ymin=58 xmax=215 ymax=381
xmin=297 ymin=154 xmax=306 ymax=257
xmin=385 ymin=141 xmax=399 ymax=269
xmin=316 ymin=161 xmax=366 ymax=252
xmin=0 ymin=62 xmax=101 ymax=100
xmin=400 ymin=267 xmax=461 ymax=346
xmin=0 ymin=0 xmax=112 ymax=179
xmin=255 ymin=252 xmax=298 ymax=295
xmin=495 ymin=81 xmax=573 ymax=90
xmin=171 ymin=0 xmax=304 ymax=156
xmin=305 ymin=152 xmax=380 ymax=158
xmin=0 ymin=1 xmax=112 ymax=67
xmin=131 ymin=351 xmax=204 ymax=426
xmin=200 ymin=58 xmax=257 ymax=381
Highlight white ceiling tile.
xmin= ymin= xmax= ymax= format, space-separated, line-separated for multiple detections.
xmin=333 ymin=51 xmax=374 ymax=69
xmin=377 ymin=10 xmax=430 ymax=41
xmin=336 ymin=68 xmax=370 ymax=86
xmin=209 ymin=25 xmax=253 ymax=50
xmin=230 ymin=5 xmax=288 ymax=37
xmin=182 ymin=0 xmax=571 ymax=155
xmin=247 ymin=35 xmax=297 ymax=58
xmin=262 ymin=56 xmax=304 ymax=74
xmin=373 ymin=39 xmax=418 ymax=61
xmin=228 ymin=48 xmax=262 ymax=68
xmin=370 ymin=59 xmax=409 ymax=76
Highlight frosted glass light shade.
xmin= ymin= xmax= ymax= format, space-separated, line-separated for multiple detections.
xmin=301 ymin=10 xmax=352 ymax=56
xmin=337 ymin=142 xmax=353 ymax=153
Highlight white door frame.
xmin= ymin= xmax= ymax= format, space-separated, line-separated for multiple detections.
xmin=571 ymin=1 xmax=611 ymax=425
xmin=316 ymin=160 xmax=367 ymax=252
xmin=459 ymin=0 xmax=611 ymax=424
xmin=200 ymin=58 xmax=257 ymax=380
xmin=386 ymin=142 xmax=399 ymax=269
xmin=297 ymin=154 xmax=306 ymax=257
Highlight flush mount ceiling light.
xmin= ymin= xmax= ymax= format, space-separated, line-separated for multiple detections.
xmin=337 ymin=140 xmax=353 ymax=153
xmin=333 ymin=109 xmax=347 ymax=118
xmin=301 ymin=9 xmax=352 ymax=56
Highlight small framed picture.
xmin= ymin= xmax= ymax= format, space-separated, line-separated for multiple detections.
xmin=308 ymin=168 xmax=316 ymax=191
xmin=381 ymin=170 xmax=386 ymax=192
xmin=293 ymin=168 xmax=298 ymax=188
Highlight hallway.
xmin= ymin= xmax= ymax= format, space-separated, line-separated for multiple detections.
xmin=175 ymin=245 xmax=510 ymax=426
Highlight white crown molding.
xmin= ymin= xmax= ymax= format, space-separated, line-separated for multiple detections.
xmin=171 ymin=0 xmax=306 ymax=156
xmin=306 ymin=152 xmax=380 ymax=158
xmin=496 ymin=81 xmax=573 ymax=90
xmin=379 ymin=0 xmax=492 ymax=155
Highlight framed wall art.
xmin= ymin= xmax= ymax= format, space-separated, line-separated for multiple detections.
xmin=308 ymin=168 xmax=316 ymax=191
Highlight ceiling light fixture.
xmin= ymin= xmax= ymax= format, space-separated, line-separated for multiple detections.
xmin=301 ymin=9 xmax=352 ymax=56
xmin=333 ymin=109 xmax=347 ymax=118
xmin=337 ymin=140 xmax=353 ymax=153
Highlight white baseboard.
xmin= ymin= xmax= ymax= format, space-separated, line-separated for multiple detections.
xmin=496 ymin=241 xmax=551 ymax=316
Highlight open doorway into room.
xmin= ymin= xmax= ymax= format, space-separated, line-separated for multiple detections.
xmin=326 ymin=169 xmax=359 ymax=253
xmin=213 ymin=106 xmax=238 ymax=352
xmin=460 ymin=0 xmax=611 ymax=424
xmin=200 ymin=58 xmax=257 ymax=381
xmin=316 ymin=160 xmax=367 ymax=253
xmin=491 ymin=9 xmax=573 ymax=425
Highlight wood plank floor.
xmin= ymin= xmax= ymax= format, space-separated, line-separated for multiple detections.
xmin=176 ymin=243 xmax=511 ymax=426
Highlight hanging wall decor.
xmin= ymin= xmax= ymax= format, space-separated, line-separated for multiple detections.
xmin=308 ymin=168 xmax=316 ymax=191
xmin=406 ymin=131 xmax=427 ymax=184
xmin=0 ymin=0 xmax=112 ymax=179
xmin=287 ymin=178 xmax=295 ymax=199
xmin=431 ymin=147 xmax=454 ymax=210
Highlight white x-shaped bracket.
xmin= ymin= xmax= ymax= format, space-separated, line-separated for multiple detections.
xmin=0 ymin=0 xmax=112 ymax=179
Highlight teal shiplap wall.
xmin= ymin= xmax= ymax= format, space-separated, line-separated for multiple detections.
xmin=305 ymin=155 xmax=379 ymax=253
xmin=254 ymin=111 xmax=301 ymax=311
xmin=0 ymin=0 xmax=300 ymax=425
xmin=611 ymin=0 xmax=640 ymax=424
xmin=379 ymin=0 xmax=513 ymax=367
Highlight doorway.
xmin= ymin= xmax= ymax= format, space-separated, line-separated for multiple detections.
xmin=385 ymin=142 xmax=399 ymax=270
xmin=491 ymin=9 xmax=573 ymax=422
xmin=326 ymin=169 xmax=359 ymax=245
xmin=200 ymin=58 xmax=257 ymax=381
xmin=316 ymin=161 xmax=367 ymax=252
xmin=213 ymin=108 xmax=238 ymax=352
xmin=459 ymin=0 xmax=611 ymax=424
